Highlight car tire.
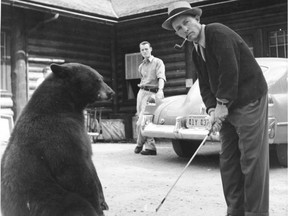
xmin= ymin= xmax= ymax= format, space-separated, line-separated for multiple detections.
xmin=276 ymin=144 xmax=287 ymax=167
xmin=172 ymin=139 xmax=201 ymax=158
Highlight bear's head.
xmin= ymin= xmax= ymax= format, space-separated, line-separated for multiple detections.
xmin=49 ymin=63 xmax=115 ymax=108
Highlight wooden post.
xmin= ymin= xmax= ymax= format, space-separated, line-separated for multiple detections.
xmin=11 ymin=8 xmax=28 ymax=120
xmin=111 ymin=26 xmax=118 ymax=114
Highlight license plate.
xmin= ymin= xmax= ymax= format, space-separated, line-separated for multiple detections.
xmin=185 ymin=115 xmax=209 ymax=129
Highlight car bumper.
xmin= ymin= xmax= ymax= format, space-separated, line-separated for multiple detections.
xmin=142 ymin=115 xmax=285 ymax=144
xmin=142 ymin=116 xmax=220 ymax=141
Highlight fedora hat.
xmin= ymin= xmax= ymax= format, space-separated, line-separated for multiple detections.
xmin=162 ymin=1 xmax=202 ymax=30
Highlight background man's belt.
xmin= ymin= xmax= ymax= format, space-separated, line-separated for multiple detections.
xmin=140 ymin=86 xmax=158 ymax=93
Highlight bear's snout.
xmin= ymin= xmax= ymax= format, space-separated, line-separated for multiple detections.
xmin=98 ymin=89 xmax=114 ymax=101
xmin=98 ymin=83 xmax=115 ymax=101
xmin=107 ymin=89 xmax=115 ymax=100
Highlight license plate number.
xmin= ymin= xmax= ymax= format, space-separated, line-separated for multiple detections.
xmin=186 ymin=115 xmax=209 ymax=129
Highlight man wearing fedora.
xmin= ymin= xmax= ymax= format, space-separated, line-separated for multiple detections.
xmin=162 ymin=1 xmax=269 ymax=216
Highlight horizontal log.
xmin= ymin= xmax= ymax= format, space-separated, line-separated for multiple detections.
xmin=159 ymin=53 xmax=185 ymax=63
xmin=28 ymin=65 xmax=49 ymax=72
xmin=27 ymin=45 xmax=111 ymax=62
xmin=0 ymin=108 xmax=14 ymax=117
xmin=0 ymin=96 xmax=13 ymax=108
xmin=119 ymin=106 xmax=137 ymax=113
xmin=165 ymin=62 xmax=185 ymax=71
xmin=27 ymin=55 xmax=112 ymax=73
xmin=28 ymin=38 xmax=111 ymax=55
xmin=43 ymin=24 xmax=111 ymax=38
xmin=165 ymin=78 xmax=185 ymax=87
xmin=166 ymin=69 xmax=185 ymax=78
xmin=164 ymin=87 xmax=187 ymax=96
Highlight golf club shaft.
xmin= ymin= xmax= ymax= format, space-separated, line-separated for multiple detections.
xmin=155 ymin=131 xmax=212 ymax=212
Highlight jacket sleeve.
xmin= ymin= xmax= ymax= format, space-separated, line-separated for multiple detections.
xmin=210 ymin=25 xmax=241 ymax=101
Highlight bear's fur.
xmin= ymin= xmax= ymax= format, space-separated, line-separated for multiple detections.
xmin=1 ymin=63 xmax=114 ymax=216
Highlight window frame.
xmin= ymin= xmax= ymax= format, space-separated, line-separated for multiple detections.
xmin=124 ymin=52 xmax=142 ymax=100
xmin=263 ymin=25 xmax=287 ymax=58
xmin=1 ymin=30 xmax=12 ymax=92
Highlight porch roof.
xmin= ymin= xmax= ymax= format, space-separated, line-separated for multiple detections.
xmin=2 ymin=0 xmax=234 ymax=22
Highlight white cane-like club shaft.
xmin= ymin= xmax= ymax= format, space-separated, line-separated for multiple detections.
xmin=155 ymin=130 xmax=212 ymax=212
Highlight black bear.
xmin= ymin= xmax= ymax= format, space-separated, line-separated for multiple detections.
xmin=1 ymin=63 xmax=114 ymax=216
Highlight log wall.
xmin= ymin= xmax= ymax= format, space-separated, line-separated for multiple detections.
xmin=25 ymin=10 xmax=115 ymax=116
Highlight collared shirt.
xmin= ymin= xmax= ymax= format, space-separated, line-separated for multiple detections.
xmin=193 ymin=24 xmax=206 ymax=61
xmin=138 ymin=55 xmax=166 ymax=88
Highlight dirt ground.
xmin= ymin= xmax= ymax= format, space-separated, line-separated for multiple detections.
xmin=1 ymin=141 xmax=287 ymax=216
xmin=91 ymin=141 xmax=288 ymax=216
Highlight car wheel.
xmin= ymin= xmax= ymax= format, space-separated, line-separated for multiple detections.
xmin=276 ymin=144 xmax=287 ymax=167
xmin=172 ymin=139 xmax=201 ymax=158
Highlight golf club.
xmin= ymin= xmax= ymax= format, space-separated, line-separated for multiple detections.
xmin=155 ymin=126 xmax=214 ymax=212
xmin=174 ymin=37 xmax=187 ymax=50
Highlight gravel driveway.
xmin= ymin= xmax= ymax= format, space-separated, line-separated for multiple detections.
xmin=0 ymin=141 xmax=287 ymax=216
xmin=92 ymin=141 xmax=288 ymax=216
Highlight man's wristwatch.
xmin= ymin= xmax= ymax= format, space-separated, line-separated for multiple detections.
xmin=217 ymin=100 xmax=229 ymax=106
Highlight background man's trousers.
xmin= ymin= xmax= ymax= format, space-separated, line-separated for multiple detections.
xmin=136 ymin=89 xmax=156 ymax=151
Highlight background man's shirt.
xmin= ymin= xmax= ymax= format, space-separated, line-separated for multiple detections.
xmin=138 ymin=55 xmax=166 ymax=88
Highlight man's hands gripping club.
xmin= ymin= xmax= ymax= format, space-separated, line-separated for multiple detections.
xmin=209 ymin=103 xmax=228 ymax=133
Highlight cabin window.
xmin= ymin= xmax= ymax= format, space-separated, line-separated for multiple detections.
xmin=268 ymin=29 xmax=287 ymax=58
xmin=1 ymin=31 xmax=11 ymax=92
xmin=125 ymin=53 xmax=142 ymax=99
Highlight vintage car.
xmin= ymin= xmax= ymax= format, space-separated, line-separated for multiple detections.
xmin=142 ymin=58 xmax=288 ymax=167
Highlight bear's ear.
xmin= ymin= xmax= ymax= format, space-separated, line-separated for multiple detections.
xmin=50 ymin=64 xmax=69 ymax=78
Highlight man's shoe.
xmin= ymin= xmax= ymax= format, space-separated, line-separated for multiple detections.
xmin=140 ymin=149 xmax=157 ymax=155
xmin=134 ymin=146 xmax=143 ymax=154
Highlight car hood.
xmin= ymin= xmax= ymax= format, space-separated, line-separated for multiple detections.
xmin=152 ymin=80 xmax=204 ymax=125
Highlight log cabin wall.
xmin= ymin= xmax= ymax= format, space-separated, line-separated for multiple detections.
xmin=115 ymin=1 xmax=287 ymax=115
xmin=16 ymin=9 xmax=115 ymax=117
xmin=201 ymin=1 xmax=287 ymax=58
xmin=2 ymin=1 xmax=286 ymax=120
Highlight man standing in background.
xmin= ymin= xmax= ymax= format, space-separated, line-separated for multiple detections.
xmin=134 ymin=41 xmax=166 ymax=156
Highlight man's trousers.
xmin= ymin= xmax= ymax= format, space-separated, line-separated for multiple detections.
xmin=220 ymin=94 xmax=269 ymax=216
xmin=135 ymin=89 xmax=156 ymax=151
